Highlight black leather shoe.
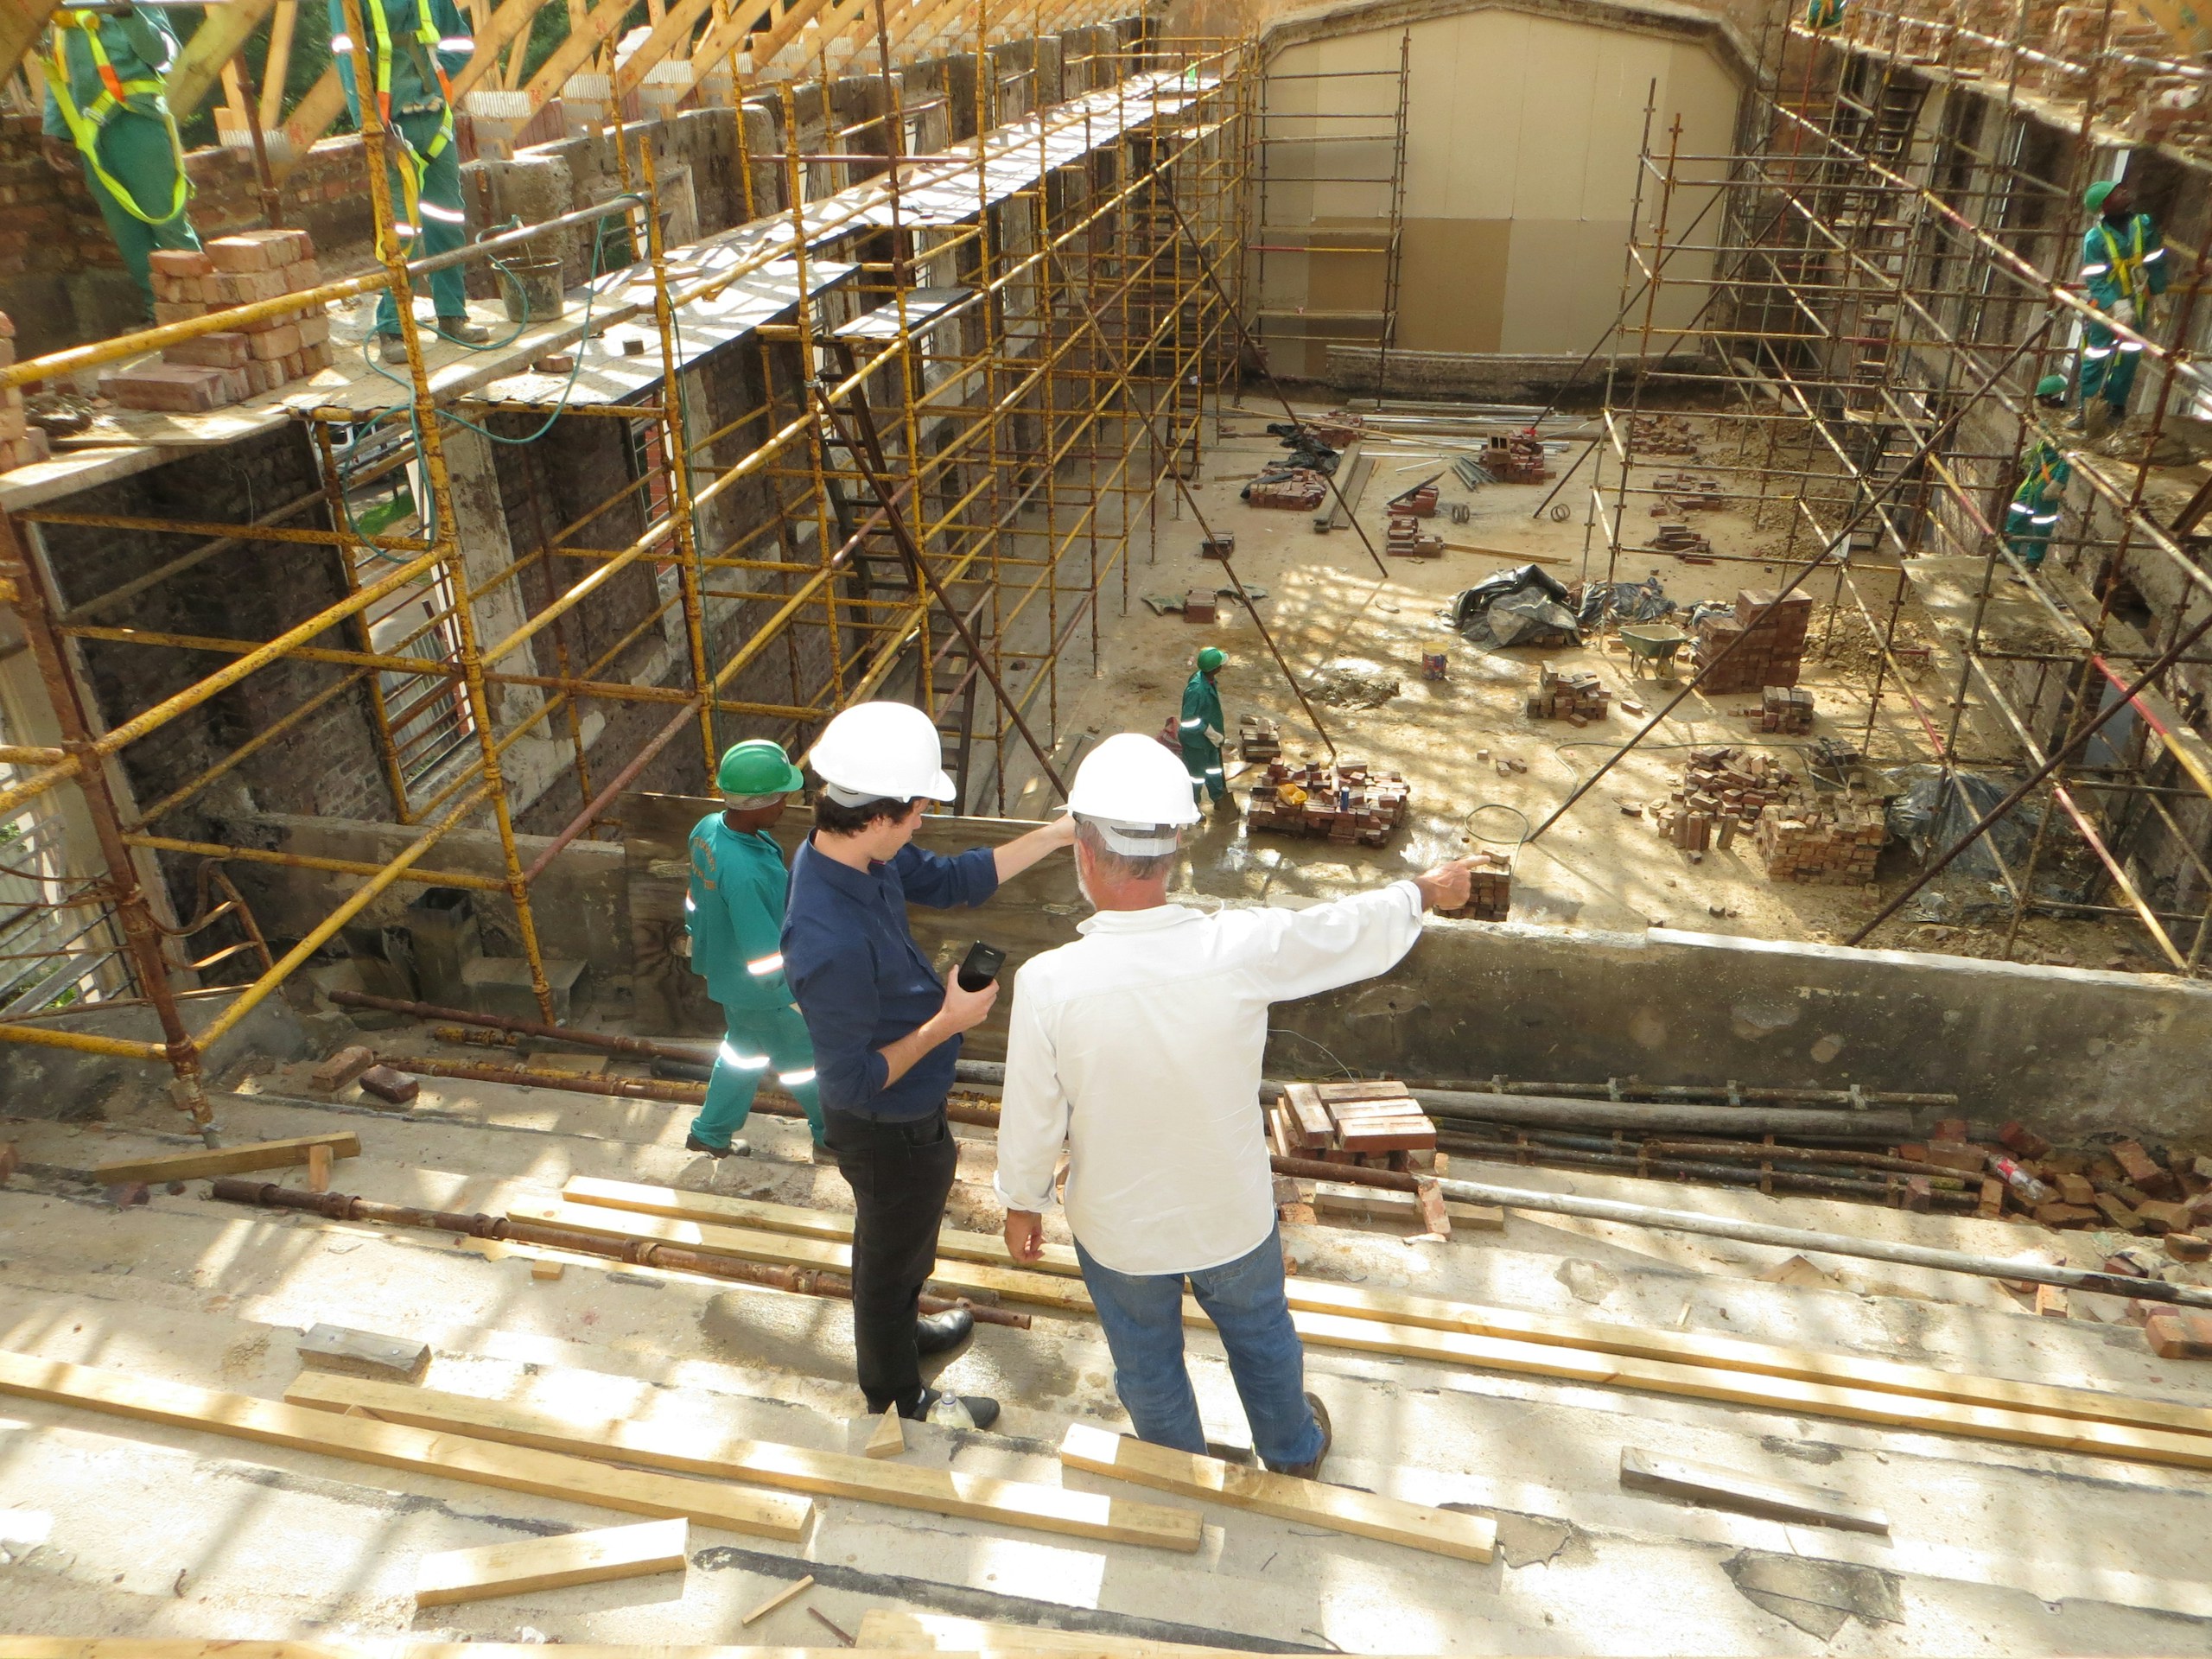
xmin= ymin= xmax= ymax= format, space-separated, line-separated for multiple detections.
xmin=1266 ymin=1392 xmax=1332 ymax=1478
xmin=914 ymin=1306 xmax=975 ymax=1357
xmin=902 ymin=1386 xmax=1000 ymax=1429
xmin=684 ymin=1133 xmax=748 ymax=1159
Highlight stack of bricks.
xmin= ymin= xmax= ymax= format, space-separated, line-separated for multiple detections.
xmin=1437 ymin=849 xmax=1512 ymax=920
xmin=1749 ymin=684 xmax=1815 ymax=734
xmin=1247 ymin=468 xmax=1328 ymax=510
xmin=1246 ymin=759 xmax=1410 ymax=846
xmin=1650 ymin=745 xmax=1791 ymax=855
xmin=1238 ymin=713 xmax=1281 ymax=761
xmin=1629 ymin=413 xmax=1699 ymax=457
xmin=1649 ymin=523 xmax=1713 ymax=563
xmin=1483 ymin=433 xmax=1551 ymax=483
xmin=101 ymin=230 xmax=332 ymax=412
xmin=1272 ymin=1080 xmax=1440 ymax=1173
xmin=1650 ymin=474 xmax=1723 ymax=512
xmin=0 ymin=312 xmax=48 ymax=474
xmin=1752 ymin=776 xmax=1887 ymax=884
xmin=1693 ymin=588 xmax=1813 ymax=694
xmin=1387 ymin=481 xmax=1438 ymax=517
xmin=1385 ymin=513 xmax=1443 ymax=557
xmin=1527 ymin=663 xmax=1611 ymax=725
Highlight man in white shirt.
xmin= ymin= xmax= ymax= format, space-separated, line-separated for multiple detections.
xmin=995 ymin=734 xmax=1471 ymax=1476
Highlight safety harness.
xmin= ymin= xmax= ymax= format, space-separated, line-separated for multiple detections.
xmin=2096 ymin=217 xmax=2150 ymax=308
xmin=38 ymin=11 xmax=188 ymax=226
xmin=351 ymin=0 xmax=457 ymax=247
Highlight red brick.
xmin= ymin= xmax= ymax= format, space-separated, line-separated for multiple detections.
xmin=212 ymin=268 xmax=293 ymax=306
xmin=2033 ymin=1200 xmax=2100 ymax=1226
xmin=2113 ymin=1140 xmax=2165 ymax=1186
xmin=149 ymin=248 xmax=214 ymax=278
xmin=151 ymin=299 xmax=201 ymax=324
xmin=1933 ymin=1117 xmax=1968 ymax=1142
xmin=1999 ymin=1121 xmax=2053 ymax=1160
xmin=98 ymin=362 xmax=234 ymax=412
xmin=296 ymin=312 xmax=330 ymax=347
xmin=2167 ymin=1232 xmax=2212 ymax=1262
xmin=206 ymin=233 xmax=277 ymax=272
xmin=162 ymin=332 xmax=251 ymax=370
xmin=2145 ymin=1310 xmax=2212 ymax=1360
xmin=1925 ymin=1141 xmax=1987 ymax=1174
xmin=247 ymin=322 xmax=302 ymax=361
xmin=2135 ymin=1198 xmax=2194 ymax=1234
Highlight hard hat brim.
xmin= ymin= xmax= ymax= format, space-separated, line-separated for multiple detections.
xmin=916 ymin=768 xmax=959 ymax=803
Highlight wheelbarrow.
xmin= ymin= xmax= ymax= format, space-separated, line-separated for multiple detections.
xmin=1618 ymin=622 xmax=1692 ymax=679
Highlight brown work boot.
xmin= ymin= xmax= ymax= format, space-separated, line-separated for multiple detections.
xmin=437 ymin=315 xmax=493 ymax=345
xmin=1266 ymin=1393 xmax=1332 ymax=1478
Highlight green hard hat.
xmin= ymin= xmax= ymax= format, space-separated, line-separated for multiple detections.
xmin=1197 ymin=647 xmax=1226 ymax=672
xmin=2035 ymin=373 xmax=2069 ymax=399
xmin=2084 ymin=179 xmax=2118 ymax=211
xmin=716 ymin=738 xmax=805 ymax=798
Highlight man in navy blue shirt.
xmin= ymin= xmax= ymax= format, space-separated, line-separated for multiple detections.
xmin=785 ymin=702 xmax=1074 ymax=1425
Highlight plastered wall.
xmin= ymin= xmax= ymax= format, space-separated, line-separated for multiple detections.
xmin=1258 ymin=3 xmax=1741 ymax=377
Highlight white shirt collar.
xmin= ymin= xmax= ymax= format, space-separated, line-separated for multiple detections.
xmin=1074 ymin=903 xmax=1204 ymax=935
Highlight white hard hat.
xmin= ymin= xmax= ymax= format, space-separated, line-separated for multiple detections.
xmin=808 ymin=701 xmax=957 ymax=804
xmin=1068 ymin=732 xmax=1200 ymax=854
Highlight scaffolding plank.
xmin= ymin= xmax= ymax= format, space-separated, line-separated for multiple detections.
xmin=0 ymin=1350 xmax=812 ymax=1540
xmin=90 ymin=1132 xmax=360 ymax=1185
xmin=285 ymin=1371 xmax=1205 ymax=1552
xmin=414 ymin=1517 xmax=690 ymax=1606
xmin=1059 ymin=1423 xmax=1496 ymax=1563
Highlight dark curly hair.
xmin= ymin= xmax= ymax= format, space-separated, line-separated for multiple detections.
xmin=813 ymin=792 xmax=920 ymax=836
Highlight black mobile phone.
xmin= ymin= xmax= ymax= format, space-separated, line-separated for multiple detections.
xmin=957 ymin=940 xmax=1007 ymax=992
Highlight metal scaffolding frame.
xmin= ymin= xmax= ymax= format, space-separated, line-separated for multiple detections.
xmin=1573 ymin=2 xmax=2212 ymax=975
xmin=0 ymin=10 xmax=1252 ymax=1131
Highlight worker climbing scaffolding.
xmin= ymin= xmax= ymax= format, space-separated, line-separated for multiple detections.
xmin=2075 ymin=178 xmax=2168 ymax=435
xmin=2005 ymin=374 xmax=2073 ymax=575
xmin=329 ymin=0 xmax=493 ymax=361
xmin=37 ymin=1 xmax=201 ymax=322
xmin=1179 ymin=646 xmax=1230 ymax=812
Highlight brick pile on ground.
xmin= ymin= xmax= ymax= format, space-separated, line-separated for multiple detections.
xmin=1238 ymin=713 xmax=1280 ymax=761
xmin=1387 ymin=480 xmax=1438 ymax=517
xmin=1246 ymin=759 xmax=1409 ymax=846
xmin=1748 ymin=683 xmax=1815 ymax=734
xmin=1629 ymin=413 xmax=1699 ymax=456
xmin=1483 ymin=433 xmax=1551 ymax=483
xmin=1271 ymin=1079 xmax=1440 ymax=1173
xmin=1527 ymin=663 xmax=1610 ymax=725
xmin=1649 ymin=745 xmax=1791 ymax=855
xmin=1437 ymin=849 xmax=1511 ymax=921
xmin=0 ymin=312 xmax=48 ymax=473
xmin=1694 ymin=587 xmax=1813 ymax=694
xmin=1752 ymin=774 xmax=1887 ymax=883
xmin=101 ymin=230 xmax=333 ymax=412
xmin=1246 ymin=468 xmax=1328 ymax=510
xmin=1385 ymin=513 xmax=1442 ymax=557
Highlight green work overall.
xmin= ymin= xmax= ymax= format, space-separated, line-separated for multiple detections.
xmin=1179 ymin=668 xmax=1226 ymax=805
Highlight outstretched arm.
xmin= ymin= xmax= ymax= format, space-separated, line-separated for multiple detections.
xmin=993 ymin=813 xmax=1076 ymax=884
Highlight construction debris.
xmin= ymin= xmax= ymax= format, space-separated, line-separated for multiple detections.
xmin=1629 ymin=413 xmax=1700 ymax=456
xmin=1483 ymin=433 xmax=1552 ymax=483
xmin=1244 ymin=469 xmax=1330 ymax=510
xmin=1273 ymin=1080 xmax=1440 ymax=1171
xmin=1239 ymin=713 xmax=1281 ymax=760
xmin=1528 ymin=664 xmax=1612 ymax=724
xmin=1436 ymin=849 xmax=1512 ymax=921
xmin=1386 ymin=513 xmax=1445 ymax=557
xmin=1647 ymin=524 xmax=1714 ymax=562
xmin=1753 ymin=778 xmax=1888 ymax=885
xmin=1694 ymin=588 xmax=1814 ymax=693
xmin=1246 ymin=760 xmax=1411 ymax=845
xmin=1748 ymin=684 xmax=1815 ymax=734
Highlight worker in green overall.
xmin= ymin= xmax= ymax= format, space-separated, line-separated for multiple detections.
xmin=2076 ymin=178 xmax=2168 ymax=435
xmin=684 ymin=740 xmax=827 ymax=1161
xmin=1179 ymin=646 xmax=1230 ymax=812
xmin=1805 ymin=0 xmax=1846 ymax=28
xmin=37 ymin=3 xmax=200 ymax=322
xmin=2005 ymin=375 xmax=2072 ymax=576
xmin=330 ymin=0 xmax=492 ymax=361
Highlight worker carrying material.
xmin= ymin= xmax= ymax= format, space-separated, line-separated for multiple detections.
xmin=2005 ymin=375 xmax=2073 ymax=575
xmin=995 ymin=732 xmax=1476 ymax=1477
xmin=1179 ymin=646 xmax=1230 ymax=811
xmin=37 ymin=2 xmax=200 ymax=322
xmin=683 ymin=739 xmax=824 ymax=1161
xmin=781 ymin=701 xmax=1074 ymax=1428
xmin=329 ymin=0 xmax=493 ymax=361
xmin=2076 ymin=178 xmax=2168 ymax=435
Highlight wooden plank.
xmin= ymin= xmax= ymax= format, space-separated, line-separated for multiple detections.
xmin=547 ymin=1181 xmax=2212 ymax=1444
xmin=1058 ymin=1423 xmax=1496 ymax=1563
xmin=0 ymin=1350 xmax=812 ymax=1541
xmin=855 ymin=1611 xmax=1238 ymax=1655
xmin=1618 ymin=1447 xmax=1889 ymax=1535
xmin=163 ymin=0 xmax=282 ymax=122
xmin=415 ymin=1517 xmax=690 ymax=1607
xmin=91 ymin=1132 xmax=360 ymax=1185
xmin=297 ymin=1324 xmax=429 ymax=1382
xmin=1286 ymin=1311 xmax=2212 ymax=1473
xmin=863 ymin=1407 xmax=905 ymax=1460
xmin=1311 ymin=1184 xmax=1503 ymax=1230
xmin=740 ymin=1573 xmax=815 ymax=1625
xmin=283 ymin=1371 xmax=1204 ymax=1552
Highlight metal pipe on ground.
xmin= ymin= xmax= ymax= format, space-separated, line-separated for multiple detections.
xmin=207 ymin=1179 xmax=1030 ymax=1328
xmin=1265 ymin=1157 xmax=2212 ymax=1308
xmin=1405 ymin=1077 xmax=1958 ymax=1109
xmin=1411 ymin=1087 xmax=1910 ymax=1140
xmin=1431 ymin=1133 xmax=1975 ymax=1211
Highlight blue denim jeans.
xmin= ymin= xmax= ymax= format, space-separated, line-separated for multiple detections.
xmin=1073 ymin=1227 xmax=1323 ymax=1469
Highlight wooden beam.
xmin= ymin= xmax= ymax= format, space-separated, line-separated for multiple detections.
xmin=273 ymin=66 xmax=346 ymax=181
xmin=1059 ymin=1423 xmax=1497 ymax=1563
xmin=610 ymin=0 xmax=717 ymax=99
xmin=453 ymin=0 xmax=559 ymax=100
xmin=284 ymin=1370 xmax=1206 ymax=1551
xmin=522 ymin=0 xmax=633 ymax=109
xmin=0 ymin=0 xmax=54 ymax=99
xmin=1618 ymin=1447 xmax=1889 ymax=1535
xmin=690 ymin=0 xmax=832 ymax=82
xmin=92 ymin=1131 xmax=359 ymax=1185
xmin=0 ymin=1349 xmax=814 ymax=1540
xmin=415 ymin=1517 xmax=690 ymax=1606
xmin=164 ymin=0 xmax=282 ymax=124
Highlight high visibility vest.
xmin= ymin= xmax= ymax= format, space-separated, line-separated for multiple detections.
xmin=37 ymin=17 xmax=188 ymax=226
xmin=2095 ymin=218 xmax=2149 ymax=307
xmin=344 ymin=0 xmax=455 ymax=246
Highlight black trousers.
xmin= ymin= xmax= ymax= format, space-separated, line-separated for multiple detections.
xmin=824 ymin=1104 xmax=958 ymax=1412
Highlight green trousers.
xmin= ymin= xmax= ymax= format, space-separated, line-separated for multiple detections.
xmin=372 ymin=107 xmax=470 ymax=334
xmin=79 ymin=111 xmax=199 ymax=320
xmin=689 ymin=1002 xmax=824 ymax=1150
